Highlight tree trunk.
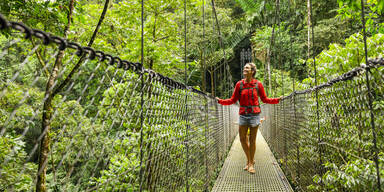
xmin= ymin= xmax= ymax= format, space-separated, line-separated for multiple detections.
xmin=266 ymin=20 xmax=276 ymax=96
xmin=148 ymin=12 xmax=158 ymax=70
xmin=36 ymin=1 xmax=75 ymax=191
xmin=37 ymin=0 xmax=110 ymax=191
xmin=307 ymin=0 xmax=311 ymax=60
xmin=264 ymin=50 xmax=268 ymax=86
xmin=210 ymin=68 xmax=215 ymax=96
xmin=201 ymin=50 xmax=206 ymax=92
xmin=201 ymin=2 xmax=206 ymax=93
xmin=277 ymin=0 xmax=281 ymax=98
xmin=266 ymin=0 xmax=279 ymax=96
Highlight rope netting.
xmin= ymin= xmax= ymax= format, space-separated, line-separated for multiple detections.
xmin=0 ymin=0 xmax=239 ymax=189
xmin=260 ymin=58 xmax=384 ymax=191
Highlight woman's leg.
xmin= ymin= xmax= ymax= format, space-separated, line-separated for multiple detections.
xmin=248 ymin=125 xmax=259 ymax=173
xmin=239 ymin=125 xmax=251 ymax=166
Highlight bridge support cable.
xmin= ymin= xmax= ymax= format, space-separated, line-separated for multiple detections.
xmin=209 ymin=1 xmax=236 ymax=170
xmin=290 ymin=29 xmax=301 ymax=190
xmin=308 ymin=0 xmax=324 ymax=183
xmin=202 ymin=1 xmax=209 ymax=192
xmin=360 ymin=0 xmax=381 ymax=190
xmin=276 ymin=0 xmax=288 ymax=171
xmin=183 ymin=0 xmax=190 ymax=191
xmin=138 ymin=0 xmax=145 ymax=190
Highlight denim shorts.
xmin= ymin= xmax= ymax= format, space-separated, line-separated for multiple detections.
xmin=239 ymin=114 xmax=260 ymax=127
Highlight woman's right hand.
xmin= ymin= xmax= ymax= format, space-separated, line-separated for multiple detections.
xmin=215 ymin=97 xmax=220 ymax=101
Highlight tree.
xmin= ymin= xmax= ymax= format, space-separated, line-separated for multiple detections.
xmin=36 ymin=0 xmax=75 ymax=191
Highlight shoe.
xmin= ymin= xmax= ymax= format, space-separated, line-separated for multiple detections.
xmin=243 ymin=164 xmax=248 ymax=171
xmin=248 ymin=165 xmax=255 ymax=174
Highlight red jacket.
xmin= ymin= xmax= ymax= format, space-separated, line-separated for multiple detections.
xmin=218 ymin=79 xmax=280 ymax=115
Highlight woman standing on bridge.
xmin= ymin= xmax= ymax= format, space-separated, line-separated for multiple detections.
xmin=216 ymin=63 xmax=281 ymax=174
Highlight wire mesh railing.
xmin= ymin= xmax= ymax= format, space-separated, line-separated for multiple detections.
xmin=260 ymin=58 xmax=384 ymax=191
xmin=0 ymin=13 xmax=239 ymax=191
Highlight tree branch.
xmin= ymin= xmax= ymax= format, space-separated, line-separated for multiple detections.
xmin=52 ymin=0 xmax=110 ymax=97
xmin=31 ymin=39 xmax=50 ymax=77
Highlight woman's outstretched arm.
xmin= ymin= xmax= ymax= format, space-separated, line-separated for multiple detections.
xmin=257 ymin=81 xmax=280 ymax=104
xmin=217 ymin=81 xmax=240 ymax=105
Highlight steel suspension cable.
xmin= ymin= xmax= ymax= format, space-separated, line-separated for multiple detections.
xmin=309 ymin=0 xmax=323 ymax=183
xmin=138 ymin=0 xmax=145 ymax=190
xmin=287 ymin=1 xmax=301 ymax=185
xmin=290 ymin=29 xmax=301 ymax=188
xmin=184 ymin=0 xmax=190 ymax=191
xmin=202 ymin=1 xmax=209 ymax=191
xmin=274 ymin=0 xmax=280 ymax=98
xmin=276 ymin=0 xmax=288 ymax=166
xmin=360 ymin=0 xmax=381 ymax=190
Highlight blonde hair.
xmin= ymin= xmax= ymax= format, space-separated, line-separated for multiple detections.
xmin=245 ymin=62 xmax=257 ymax=78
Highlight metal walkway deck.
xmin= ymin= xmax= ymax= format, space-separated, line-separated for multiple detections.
xmin=212 ymin=130 xmax=293 ymax=192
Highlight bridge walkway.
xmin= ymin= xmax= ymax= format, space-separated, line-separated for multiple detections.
xmin=212 ymin=129 xmax=293 ymax=192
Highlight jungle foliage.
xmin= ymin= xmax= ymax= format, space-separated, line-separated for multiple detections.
xmin=242 ymin=0 xmax=384 ymax=191
xmin=0 ymin=0 xmax=238 ymax=191
xmin=0 ymin=0 xmax=383 ymax=191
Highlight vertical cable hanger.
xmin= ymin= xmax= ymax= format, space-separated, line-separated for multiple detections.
xmin=267 ymin=0 xmax=277 ymax=96
xmin=272 ymin=0 xmax=278 ymax=98
xmin=184 ymin=0 xmax=190 ymax=191
xmin=271 ymin=0 xmax=279 ymax=149
xmin=287 ymin=0 xmax=301 ymax=186
xmin=290 ymin=28 xmax=301 ymax=188
xmin=275 ymin=0 xmax=281 ymax=98
xmin=360 ymin=0 xmax=381 ymax=190
xmin=308 ymin=0 xmax=323 ymax=182
xmin=202 ymin=0 xmax=210 ymax=190
xmin=138 ymin=0 xmax=145 ymax=190
xmin=209 ymin=2 xmax=216 ymax=97
xmin=276 ymin=0 xmax=288 ymax=168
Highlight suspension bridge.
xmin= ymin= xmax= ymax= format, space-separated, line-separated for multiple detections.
xmin=0 ymin=0 xmax=383 ymax=191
